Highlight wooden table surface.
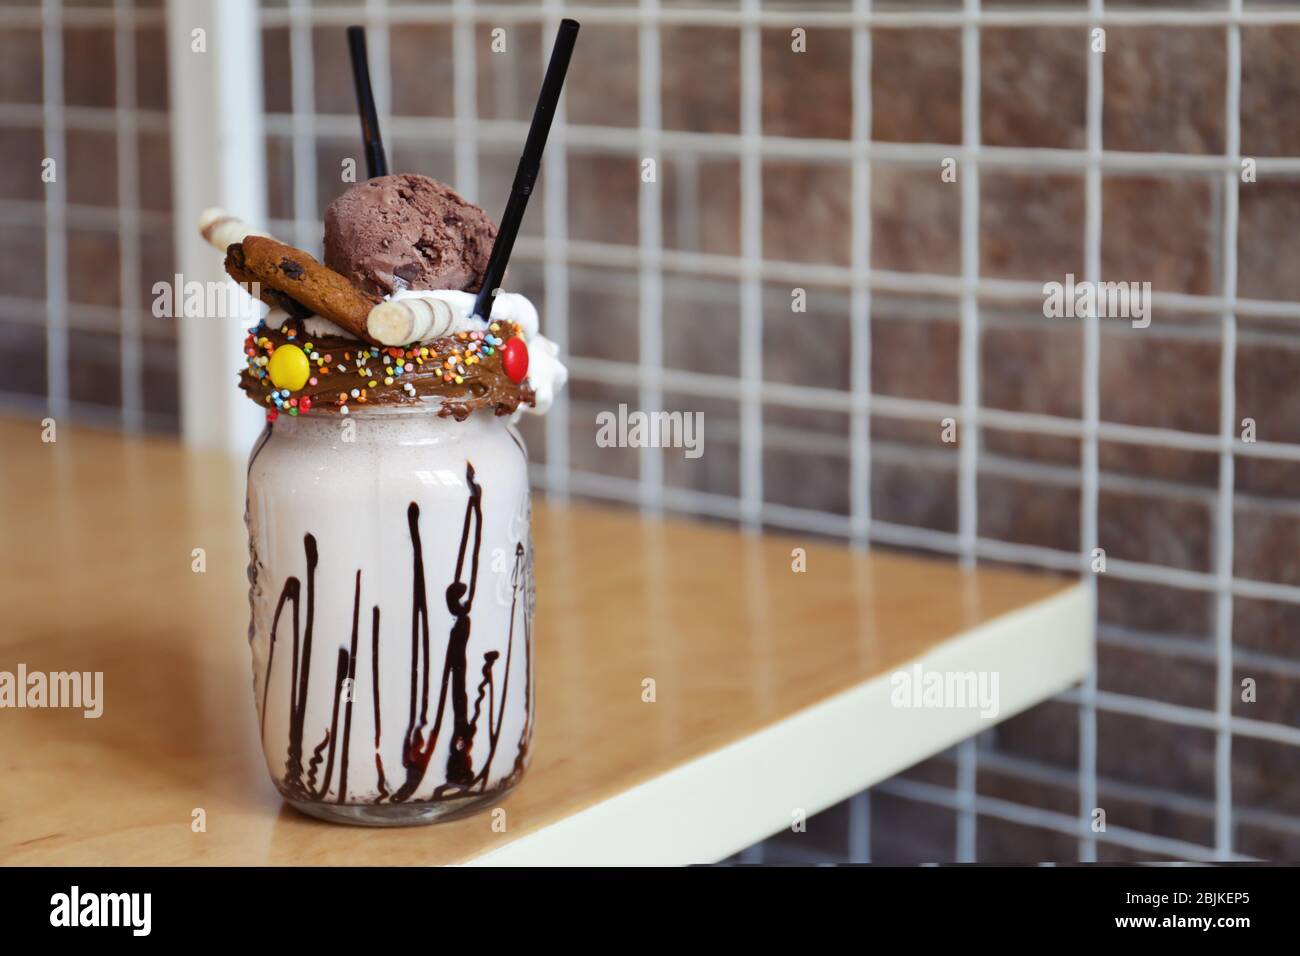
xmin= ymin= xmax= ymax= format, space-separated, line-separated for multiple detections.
xmin=0 ymin=417 xmax=1090 ymax=865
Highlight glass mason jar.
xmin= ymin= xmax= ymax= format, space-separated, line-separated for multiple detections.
xmin=245 ymin=406 xmax=534 ymax=826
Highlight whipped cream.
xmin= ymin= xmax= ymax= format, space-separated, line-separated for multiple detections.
xmin=389 ymin=291 xmax=568 ymax=415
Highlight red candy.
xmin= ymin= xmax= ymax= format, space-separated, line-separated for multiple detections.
xmin=502 ymin=336 xmax=529 ymax=384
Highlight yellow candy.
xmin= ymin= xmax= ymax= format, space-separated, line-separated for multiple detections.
xmin=267 ymin=343 xmax=310 ymax=392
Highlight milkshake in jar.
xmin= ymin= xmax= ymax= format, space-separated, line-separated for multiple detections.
xmin=206 ymin=171 xmax=567 ymax=825
xmin=247 ymin=403 xmax=537 ymax=824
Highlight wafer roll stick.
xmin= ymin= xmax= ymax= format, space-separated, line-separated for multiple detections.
xmin=229 ymin=236 xmax=381 ymax=343
xmin=199 ymin=208 xmax=272 ymax=251
xmin=366 ymin=296 xmax=458 ymax=346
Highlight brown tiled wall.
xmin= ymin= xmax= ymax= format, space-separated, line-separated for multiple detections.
xmin=7 ymin=1 xmax=1300 ymax=862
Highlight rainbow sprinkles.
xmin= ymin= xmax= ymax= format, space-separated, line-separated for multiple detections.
xmin=241 ymin=314 xmax=534 ymax=422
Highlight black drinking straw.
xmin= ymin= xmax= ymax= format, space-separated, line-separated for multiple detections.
xmin=347 ymin=25 xmax=389 ymax=179
xmin=472 ymin=18 xmax=580 ymax=321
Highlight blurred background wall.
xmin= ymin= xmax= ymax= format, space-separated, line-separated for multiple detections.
xmin=2 ymin=0 xmax=1300 ymax=862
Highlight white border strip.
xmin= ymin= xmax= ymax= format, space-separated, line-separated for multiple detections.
xmin=637 ymin=0 xmax=664 ymax=515
xmin=167 ymin=0 xmax=266 ymax=451
xmin=955 ymin=0 xmax=983 ymax=865
xmin=258 ymin=4 xmax=1300 ymax=30
xmin=1214 ymin=1 xmax=1243 ymax=857
xmin=848 ymin=0 xmax=875 ymax=862
xmin=958 ymin=0 xmax=981 ymax=568
xmin=1077 ymin=0 xmax=1104 ymax=864
xmin=849 ymin=0 xmax=872 ymax=547
xmin=738 ymin=0 xmax=763 ymax=532
xmin=23 ymin=103 xmax=1300 ymax=176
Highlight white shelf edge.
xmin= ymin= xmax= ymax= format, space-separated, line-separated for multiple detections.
xmin=466 ymin=581 xmax=1094 ymax=866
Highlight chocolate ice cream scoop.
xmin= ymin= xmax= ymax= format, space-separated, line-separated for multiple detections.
xmin=324 ymin=173 xmax=498 ymax=298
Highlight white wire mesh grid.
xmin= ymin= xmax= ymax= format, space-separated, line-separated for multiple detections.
xmin=0 ymin=0 xmax=166 ymax=430
xmin=6 ymin=0 xmax=1300 ymax=862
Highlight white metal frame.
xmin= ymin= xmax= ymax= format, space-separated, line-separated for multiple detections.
xmin=167 ymin=0 xmax=266 ymax=452
xmin=1079 ymin=0 xmax=1103 ymax=865
xmin=957 ymin=0 xmax=982 ymax=864
xmin=7 ymin=0 xmax=1299 ymax=862
xmin=847 ymin=0 xmax=873 ymax=865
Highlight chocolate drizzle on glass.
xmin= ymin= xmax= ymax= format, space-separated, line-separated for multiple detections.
xmin=338 ymin=570 xmax=362 ymax=802
xmin=470 ymin=541 xmax=526 ymax=791
xmin=257 ymin=463 xmax=531 ymax=808
xmin=371 ymin=605 xmax=388 ymax=800
xmin=442 ymin=463 xmax=483 ymax=789
xmin=282 ymin=533 xmax=318 ymax=796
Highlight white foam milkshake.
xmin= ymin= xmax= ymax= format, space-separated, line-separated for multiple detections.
xmin=247 ymin=406 xmax=535 ymax=824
